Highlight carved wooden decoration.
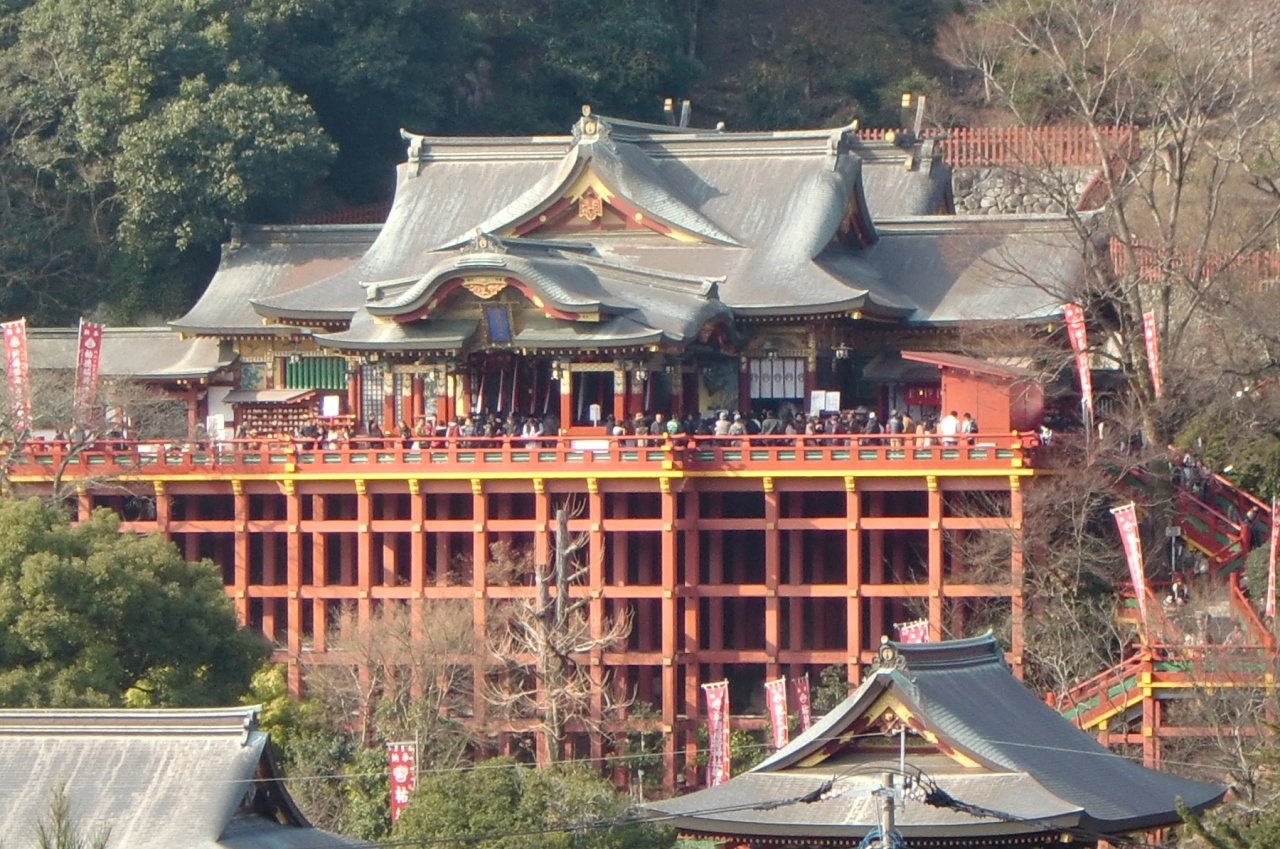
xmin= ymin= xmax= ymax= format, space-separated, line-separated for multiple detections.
xmin=461 ymin=277 xmax=508 ymax=299
xmin=578 ymin=192 xmax=604 ymax=222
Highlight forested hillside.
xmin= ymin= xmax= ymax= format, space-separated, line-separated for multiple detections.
xmin=0 ymin=0 xmax=953 ymax=325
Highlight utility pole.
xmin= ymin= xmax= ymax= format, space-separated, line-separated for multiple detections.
xmin=878 ymin=771 xmax=896 ymax=849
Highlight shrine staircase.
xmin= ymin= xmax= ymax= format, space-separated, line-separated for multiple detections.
xmin=1120 ymin=464 xmax=1270 ymax=575
xmin=1055 ymin=469 xmax=1276 ymax=767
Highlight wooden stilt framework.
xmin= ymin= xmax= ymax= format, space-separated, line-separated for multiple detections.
xmin=12 ymin=436 xmax=1030 ymax=788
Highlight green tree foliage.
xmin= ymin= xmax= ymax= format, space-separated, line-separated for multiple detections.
xmin=0 ymin=499 xmax=268 ymax=707
xmin=395 ymin=757 xmax=674 ymax=849
xmin=0 ymin=0 xmax=336 ymax=321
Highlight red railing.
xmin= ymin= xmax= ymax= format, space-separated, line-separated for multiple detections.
xmin=6 ymin=432 xmax=1032 ymax=478
xmin=859 ymin=125 xmax=1138 ymax=168
xmin=1110 ymin=239 xmax=1280 ymax=285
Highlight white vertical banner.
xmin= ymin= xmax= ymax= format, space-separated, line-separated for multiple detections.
xmin=1111 ymin=503 xmax=1149 ymax=637
xmin=764 ymin=677 xmax=789 ymax=749
xmin=1141 ymin=311 xmax=1162 ymax=399
xmin=702 ymin=680 xmax=731 ymax=786
xmin=1062 ymin=304 xmax=1093 ymax=422
xmin=1267 ymin=497 xmax=1278 ymax=620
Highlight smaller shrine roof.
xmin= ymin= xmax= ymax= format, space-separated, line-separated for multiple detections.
xmin=648 ymin=635 xmax=1224 ymax=842
xmin=172 ymin=226 xmax=376 ymax=334
xmin=28 ymin=328 xmax=233 ymax=381
xmin=863 ymin=215 xmax=1090 ymax=323
xmin=0 ymin=707 xmax=359 ymax=849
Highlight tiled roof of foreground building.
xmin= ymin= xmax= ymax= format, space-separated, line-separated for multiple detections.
xmin=648 ymin=635 xmax=1224 ymax=844
xmin=172 ymin=112 xmax=1088 ymax=350
xmin=0 ymin=706 xmax=358 ymax=849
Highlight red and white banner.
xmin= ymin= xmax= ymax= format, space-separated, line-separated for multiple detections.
xmin=387 ymin=742 xmax=417 ymax=822
xmin=793 ymin=673 xmax=812 ymax=731
xmin=702 ymin=680 xmax=731 ymax=786
xmin=1267 ymin=498 xmax=1279 ymax=619
xmin=895 ymin=619 xmax=930 ymax=644
xmin=1141 ymin=311 xmax=1162 ymax=399
xmin=1063 ymin=304 xmax=1093 ymax=421
xmin=764 ymin=677 xmax=789 ymax=749
xmin=1111 ymin=503 xmax=1148 ymax=636
xmin=2 ymin=319 xmax=31 ymax=430
xmin=74 ymin=319 xmax=104 ymax=421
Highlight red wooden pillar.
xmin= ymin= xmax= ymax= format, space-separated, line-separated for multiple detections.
xmin=261 ymin=494 xmax=278 ymax=644
xmin=682 ymin=482 xmax=702 ymax=786
xmin=153 ymin=481 xmax=171 ymax=541
xmin=845 ymin=476 xmax=862 ymax=685
xmin=927 ymin=476 xmax=944 ymax=641
xmin=659 ymin=477 xmax=678 ymax=791
xmin=612 ymin=366 xmax=626 ymax=423
xmin=232 ymin=479 xmax=249 ymax=625
xmin=438 ymin=369 xmax=452 ymax=425
xmin=470 ymin=479 xmax=488 ymax=724
xmin=558 ymin=366 xmax=573 ymax=430
xmin=347 ymin=366 xmax=361 ymax=420
xmin=763 ymin=477 xmax=780 ymax=681
xmin=587 ymin=478 xmax=605 ymax=765
xmin=409 ymin=479 xmax=425 ymax=599
xmin=411 ymin=377 xmax=424 ymax=425
xmin=355 ymin=480 xmax=372 ymax=623
xmin=312 ymin=494 xmax=328 ymax=655
xmin=284 ymin=480 xmax=302 ymax=693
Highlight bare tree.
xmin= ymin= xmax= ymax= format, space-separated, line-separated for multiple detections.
xmin=486 ymin=505 xmax=633 ymax=764
xmin=303 ymin=599 xmax=476 ymax=756
xmin=946 ymin=0 xmax=1280 ymax=450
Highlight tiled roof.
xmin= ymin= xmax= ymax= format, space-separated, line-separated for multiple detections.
xmin=0 ymin=707 xmax=359 ymax=849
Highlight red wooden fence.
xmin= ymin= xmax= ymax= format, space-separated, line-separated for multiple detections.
xmin=1110 ymin=239 xmax=1280 ymax=284
xmin=859 ymin=125 xmax=1138 ymax=168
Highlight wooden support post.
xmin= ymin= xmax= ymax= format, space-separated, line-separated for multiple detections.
xmin=355 ymin=480 xmax=372 ymax=623
xmin=613 ymin=366 xmax=626 ymax=423
xmin=409 ymin=479 xmax=425 ymax=642
xmin=558 ymin=366 xmax=572 ymax=431
xmin=845 ymin=476 xmax=862 ymax=685
xmin=587 ymin=479 xmax=605 ymax=764
xmin=927 ymin=476 xmax=944 ymax=641
xmin=284 ymin=480 xmax=302 ymax=694
xmin=232 ymin=480 xmax=249 ymax=626
xmin=682 ymin=484 xmax=701 ymax=786
xmin=763 ymin=477 xmax=780 ymax=681
xmin=312 ymin=494 xmax=328 ymax=655
xmin=153 ymin=481 xmax=171 ymax=541
xmin=660 ymin=478 xmax=678 ymax=791
xmin=471 ymin=479 xmax=487 ymax=722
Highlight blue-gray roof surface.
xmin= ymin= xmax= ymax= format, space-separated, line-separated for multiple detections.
xmin=649 ymin=635 xmax=1224 ymax=841
xmin=0 ymin=707 xmax=359 ymax=849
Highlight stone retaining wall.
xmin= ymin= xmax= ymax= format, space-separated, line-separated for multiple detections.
xmin=952 ymin=166 xmax=1097 ymax=215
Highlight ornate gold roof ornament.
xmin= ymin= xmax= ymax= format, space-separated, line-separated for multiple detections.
xmin=462 ymin=229 xmax=507 ymax=255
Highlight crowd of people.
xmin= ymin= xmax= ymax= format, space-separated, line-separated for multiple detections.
xmin=253 ymin=405 xmax=988 ymax=450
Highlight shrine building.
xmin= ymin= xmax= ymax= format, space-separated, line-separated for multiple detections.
xmin=12 ymin=110 xmax=1095 ymax=788
xmin=649 ymin=635 xmax=1224 ymax=848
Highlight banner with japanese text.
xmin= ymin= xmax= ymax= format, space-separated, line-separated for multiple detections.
xmin=74 ymin=319 xmax=104 ymax=421
xmin=702 ymin=680 xmax=730 ymax=786
xmin=793 ymin=673 xmax=812 ymax=731
xmin=1141 ymin=311 xmax=1162 ymax=399
xmin=764 ymin=677 xmax=789 ymax=749
xmin=2 ymin=319 xmax=30 ymax=429
xmin=1063 ymin=304 xmax=1093 ymax=421
xmin=895 ymin=619 xmax=930 ymax=644
xmin=1111 ymin=503 xmax=1148 ymax=637
xmin=1267 ymin=498 xmax=1279 ymax=619
xmin=387 ymin=742 xmax=417 ymax=822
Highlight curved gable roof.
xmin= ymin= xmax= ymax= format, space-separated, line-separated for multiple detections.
xmin=432 ymin=117 xmax=741 ymax=249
